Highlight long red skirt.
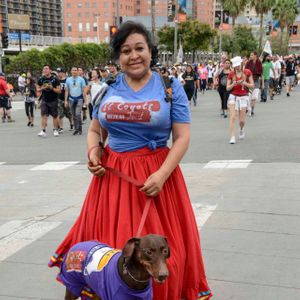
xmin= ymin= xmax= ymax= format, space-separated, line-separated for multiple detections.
xmin=49 ymin=146 xmax=212 ymax=300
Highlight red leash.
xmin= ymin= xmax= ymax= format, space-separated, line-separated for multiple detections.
xmin=88 ymin=145 xmax=152 ymax=237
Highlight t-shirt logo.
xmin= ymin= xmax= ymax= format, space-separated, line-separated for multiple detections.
xmin=101 ymin=100 xmax=160 ymax=122
xmin=65 ymin=250 xmax=87 ymax=273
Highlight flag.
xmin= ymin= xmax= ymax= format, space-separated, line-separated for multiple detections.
xmin=263 ymin=40 xmax=272 ymax=55
xmin=177 ymin=41 xmax=183 ymax=63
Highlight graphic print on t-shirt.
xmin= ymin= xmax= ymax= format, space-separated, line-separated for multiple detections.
xmin=65 ymin=250 xmax=87 ymax=273
xmin=101 ymin=96 xmax=160 ymax=123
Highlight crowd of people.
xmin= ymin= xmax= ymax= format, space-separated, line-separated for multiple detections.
xmin=1 ymin=20 xmax=300 ymax=300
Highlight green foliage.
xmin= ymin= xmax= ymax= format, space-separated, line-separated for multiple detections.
xmin=222 ymin=26 xmax=258 ymax=57
xmin=157 ymin=19 xmax=216 ymax=54
xmin=5 ymin=42 xmax=110 ymax=77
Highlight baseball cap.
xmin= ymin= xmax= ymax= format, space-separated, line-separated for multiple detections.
xmin=0 ymin=72 xmax=5 ymax=77
xmin=56 ymin=68 xmax=65 ymax=73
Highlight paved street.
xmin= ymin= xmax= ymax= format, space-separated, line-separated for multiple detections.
xmin=0 ymin=86 xmax=300 ymax=299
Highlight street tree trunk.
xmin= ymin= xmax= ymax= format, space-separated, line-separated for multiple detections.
xmin=259 ymin=12 xmax=264 ymax=53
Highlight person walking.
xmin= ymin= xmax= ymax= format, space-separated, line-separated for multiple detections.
xmin=285 ymin=54 xmax=296 ymax=97
xmin=49 ymin=21 xmax=212 ymax=300
xmin=226 ymin=56 xmax=254 ymax=144
xmin=57 ymin=68 xmax=73 ymax=133
xmin=36 ymin=65 xmax=61 ymax=137
xmin=0 ymin=72 xmax=15 ymax=123
xmin=245 ymin=51 xmax=263 ymax=116
xmin=261 ymin=54 xmax=275 ymax=102
xmin=65 ymin=66 xmax=87 ymax=135
xmin=24 ymin=77 xmax=36 ymax=127
xmin=217 ymin=58 xmax=231 ymax=118
xmin=182 ymin=64 xmax=199 ymax=105
xmin=17 ymin=73 xmax=26 ymax=95
xmin=269 ymin=55 xmax=280 ymax=100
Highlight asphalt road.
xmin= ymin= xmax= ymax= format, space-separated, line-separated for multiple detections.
xmin=0 ymin=86 xmax=300 ymax=300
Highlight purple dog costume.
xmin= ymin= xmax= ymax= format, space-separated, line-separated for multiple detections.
xmin=57 ymin=241 xmax=152 ymax=300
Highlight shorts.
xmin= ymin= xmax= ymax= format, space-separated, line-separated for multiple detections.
xmin=208 ymin=78 xmax=213 ymax=84
xmin=0 ymin=96 xmax=11 ymax=109
xmin=57 ymin=99 xmax=72 ymax=119
xmin=228 ymin=94 xmax=250 ymax=110
xmin=269 ymin=78 xmax=278 ymax=88
xmin=251 ymin=88 xmax=260 ymax=100
xmin=41 ymin=100 xmax=58 ymax=118
xmin=286 ymin=75 xmax=295 ymax=85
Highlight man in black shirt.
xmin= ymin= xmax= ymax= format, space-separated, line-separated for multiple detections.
xmin=36 ymin=65 xmax=61 ymax=137
xmin=285 ymin=55 xmax=296 ymax=97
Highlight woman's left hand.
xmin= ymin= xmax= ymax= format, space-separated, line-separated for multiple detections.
xmin=140 ymin=170 xmax=167 ymax=197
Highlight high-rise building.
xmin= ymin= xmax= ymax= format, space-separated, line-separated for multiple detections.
xmin=0 ymin=0 xmax=62 ymax=37
xmin=64 ymin=0 xmax=215 ymax=43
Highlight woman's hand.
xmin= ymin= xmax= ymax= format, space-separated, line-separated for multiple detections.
xmin=140 ymin=170 xmax=167 ymax=197
xmin=87 ymin=150 xmax=106 ymax=177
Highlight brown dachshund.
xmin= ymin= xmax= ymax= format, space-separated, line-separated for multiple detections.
xmin=62 ymin=234 xmax=170 ymax=300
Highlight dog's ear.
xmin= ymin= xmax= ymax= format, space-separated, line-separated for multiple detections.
xmin=122 ymin=237 xmax=140 ymax=258
xmin=164 ymin=237 xmax=171 ymax=258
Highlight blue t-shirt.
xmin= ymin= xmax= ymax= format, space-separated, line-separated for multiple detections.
xmin=66 ymin=76 xmax=86 ymax=100
xmin=93 ymin=72 xmax=190 ymax=152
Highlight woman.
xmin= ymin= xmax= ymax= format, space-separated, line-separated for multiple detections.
xmin=49 ymin=21 xmax=212 ymax=300
xmin=87 ymin=68 xmax=103 ymax=120
xmin=182 ymin=64 xmax=199 ymax=105
xmin=217 ymin=59 xmax=231 ymax=118
xmin=24 ymin=77 xmax=36 ymax=127
xmin=199 ymin=64 xmax=208 ymax=94
xmin=226 ymin=56 xmax=254 ymax=144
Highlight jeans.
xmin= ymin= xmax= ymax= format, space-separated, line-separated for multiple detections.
xmin=261 ymin=79 xmax=269 ymax=102
xmin=70 ymin=101 xmax=83 ymax=132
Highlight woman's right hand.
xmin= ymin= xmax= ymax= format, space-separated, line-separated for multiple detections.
xmin=88 ymin=152 xmax=106 ymax=177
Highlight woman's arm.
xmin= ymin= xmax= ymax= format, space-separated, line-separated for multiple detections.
xmin=140 ymin=123 xmax=190 ymax=197
xmin=226 ymin=76 xmax=235 ymax=91
xmin=87 ymin=119 xmax=108 ymax=176
xmin=243 ymin=74 xmax=254 ymax=89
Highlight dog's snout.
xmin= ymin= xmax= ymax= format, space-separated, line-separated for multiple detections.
xmin=157 ymin=274 xmax=168 ymax=282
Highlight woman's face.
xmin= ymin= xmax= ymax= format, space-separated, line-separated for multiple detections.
xmin=118 ymin=33 xmax=151 ymax=79
xmin=186 ymin=66 xmax=192 ymax=72
xmin=224 ymin=61 xmax=231 ymax=69
xmin=91 ymin=70 xmax=98 ymax=80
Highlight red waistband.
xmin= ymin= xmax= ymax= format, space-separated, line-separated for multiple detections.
xmin=105 ymin=146 xmax=169 ymax=157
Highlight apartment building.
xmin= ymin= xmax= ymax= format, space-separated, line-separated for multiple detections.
xmin=0 ymin=0 xmax=62 ymax=36
xmin=64 ymin=0 xmax=216 ymax=43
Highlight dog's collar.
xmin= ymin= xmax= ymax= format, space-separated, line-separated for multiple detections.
xmin=123 ymin=263 xmax=150 ymax=284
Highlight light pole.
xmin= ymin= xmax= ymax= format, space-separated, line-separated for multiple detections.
xmin=151 ymin=0 xmax=156 ymax=40
xmin=116 ymin=0 xmax=120 ymax=27
xmin=174 ymin=2 xmax=178 ymax=63
xmin=219 ymin=0 xmax=224 ymax=54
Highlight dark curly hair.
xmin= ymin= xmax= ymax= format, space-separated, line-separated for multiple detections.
xmin=111 ymin=21 xmax=157 ymax=67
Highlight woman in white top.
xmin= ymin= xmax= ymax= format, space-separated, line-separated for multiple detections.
xmin=87 ymin=69 xmax=104 ymax=120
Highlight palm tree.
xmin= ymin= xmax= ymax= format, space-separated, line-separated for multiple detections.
xmin=250 ymin=0 xmax=273 ymax=52
xmin=272 ymin=0 xmax=298 ymax=54
xmin=223 ymin=0 xmax=249 ymax=27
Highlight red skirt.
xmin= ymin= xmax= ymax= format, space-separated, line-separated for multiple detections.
xmin=49 ymin=146 xmax=212 ymax=300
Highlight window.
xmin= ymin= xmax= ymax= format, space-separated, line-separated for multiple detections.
xmin=78 ymin=12 xmax=82 ymax=17
xmin=137 ymin=9 xmax=140 ymax=14
xmin=85 ymin=12 xmax=90 ymax=17
xmin=104 ymin=22 xmax=109 ymax=31
xmin=67 ymin=13 xmax=71 ymax=18
xmin=85 ymin=2 xmax=90 ymax=8
xmin=66 ymin=3 xmax=71 ymax=8
xmin=78 ymin=3 xmax=82 ymax=8
xmin=93 ymin=22 xmax=98 ymax=32
xmin=78 ymin=23 xmax=83 ymax=32
xmin=86 ymin=22 xmax=90 ymax=32
xmin=104 ymin=2 xmax=108 ymax=8
xmin=104 ymin=12 xmax=109 ymax=17
xmin=67 ymin=23 xmax=72 ymax=32
xmin=94 ymin=37 xmax=98 ymax=43
xmin=86 ymin=36 xmax=91 ymax=42
xmin=93 ymin=2 xmax=97 ymax=7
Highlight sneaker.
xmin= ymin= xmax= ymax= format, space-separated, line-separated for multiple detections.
xmin=27 ymin=121 xmax=31 ymax=126
xmin=2 ymin=118 xmax=5 ymax=123
xmin=69 ymin=124 xmax=74 ymax=131
xmin=251 ymin=111 xmax=255 ymax=117
xmin=30 ymin=123 xmax=34 ymax=127
xmin=53 ymin=129 xmax=59 ymax=137
xmin=270 ymin=96 xmax=274 ymax=100
xmin=7 ymin=118 xmax=15 ymax=123
xmin=239 ymin=129 xmax=245 ymax=139
xmin=287 ymin=93 xmax=290 ymax=97
xmin=229 ymin=136 xmax=236 ymax=144
xmin=223 ymin=113 xmax=227 ymax=118
xmin=58 ymin=128 xmax=64 ymax=134
xmin=73 ymin=130 xmax=79 ymax=135
xmin=37 ymin=130 xmax=46 ymax=137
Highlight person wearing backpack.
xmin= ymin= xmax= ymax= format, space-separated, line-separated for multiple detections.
xmin=227 ymin=56 xmax=254 ymax=144
xmin=49 ymin=21 xmax=212 ymax=300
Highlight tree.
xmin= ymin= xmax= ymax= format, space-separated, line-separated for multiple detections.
xmin=157 ymin=19 xmax=216 ymax=61
xmin=5 ymin=43 xmax=110 ymax=76
xmin=273 ymin=0 xmax=298 ymax=54
xmin=250 ymin=0 xmax=273 ymax=52
xmin=223 ymin=0 xmax=249 ymax=27
xmin=222 ymin=26 xmax=258 ymax=56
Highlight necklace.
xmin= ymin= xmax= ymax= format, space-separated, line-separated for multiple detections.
xmin=123 ymin=264 xmax=149 ymax=284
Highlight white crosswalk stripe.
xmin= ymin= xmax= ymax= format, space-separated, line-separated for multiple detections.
xmin=192 ymin=204 xmax=217 ymax=228
xmin=0 ymin=162 xmax=5 ymax=165
xmin=0 ymin=219 xmax=61 ymax=261
xmin=11 ymin=101 xmax=25 ymax=110
xmin=204 ymin=160 xmax=252 ymax=169
xmin=30 ymin=161 xmax=80 ymax=171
